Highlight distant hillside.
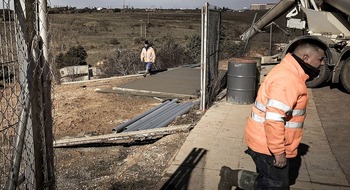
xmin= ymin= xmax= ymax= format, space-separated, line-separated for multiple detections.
xmin=49 ymin=9 xmax=299 ymax=65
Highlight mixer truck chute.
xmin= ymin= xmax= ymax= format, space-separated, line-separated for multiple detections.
xmin=241 ymin=0 xmax=350 ymax=93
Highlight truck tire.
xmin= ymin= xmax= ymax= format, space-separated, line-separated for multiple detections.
xmin=306 ymin=65 xmax=331 ymax=88
xmin=340 ymin=59 xmax=350 ymax=93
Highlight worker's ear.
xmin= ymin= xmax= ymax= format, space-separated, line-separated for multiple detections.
xmin=302 ymin=54 xmax=309 ymax=63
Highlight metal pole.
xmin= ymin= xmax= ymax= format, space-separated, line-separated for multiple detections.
xmin=39 ymin=0 xmax=48 ymax=61
xmin=13 ymin=0 xmax=37 ymax=188
xmin=269 ymin=24 xmax=272 ymax=56
xmin=140 ymin=24 xmax=143 ymax=37
xmin=215 ymin=9 xmax=221 ymax=79
xmin=243 ymin=12 xmax=257 ymax=55
xmin=203 ymin=3 xmax=209 ymax=110
xmin=147 ymin=13 xmax=150 ymax=25
xmin=201 ymin=3 xmax=208 ymax=111
xmin=200 ymin=5 xmax=204 ymax=110
xmin=39 ymin=0 xmax=55 ymax=188
xmin=6 ymin=99 xmax=30 ymax=190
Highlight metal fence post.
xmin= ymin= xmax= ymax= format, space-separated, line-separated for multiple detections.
xmin=39 ymin=0 xmax=55 ymax=188
xmin=1 ymin=0 xmax=54 ymax=189
xmin=200 ymin=3 xmax=221 ymax=111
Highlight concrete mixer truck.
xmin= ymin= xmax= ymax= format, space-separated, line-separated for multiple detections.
xmin=240 ymin=0 xmax=350 ymax=92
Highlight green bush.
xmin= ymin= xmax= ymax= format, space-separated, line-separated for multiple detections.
xmin=185 ymin=34 xmax=201 ymax=64
xmin=55 ymin=45 xmax=88 ymax=69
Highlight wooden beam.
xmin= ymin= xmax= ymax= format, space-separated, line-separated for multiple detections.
xmin=54 ymin=124 xmax=193 ymax=148
xmin=95 ymin=87 xmax=197 ymax=99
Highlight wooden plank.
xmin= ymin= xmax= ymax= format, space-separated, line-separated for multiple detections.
xmin=54 ymin=124 xmax=193 ymax=148
xmin=104 ymin=87 xmax=197 ymax=99
xmin=95 ymin=88 xmax=196 ymax=99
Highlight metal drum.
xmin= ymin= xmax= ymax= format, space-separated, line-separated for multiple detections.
xmin=227 ymin=59 xmax=257 ymax=104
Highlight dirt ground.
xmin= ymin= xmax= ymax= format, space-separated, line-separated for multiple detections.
xmin=50 ymin=8 xmax=255 ymax=186
xmin=53 ymin=74 xmax=204 ymax=189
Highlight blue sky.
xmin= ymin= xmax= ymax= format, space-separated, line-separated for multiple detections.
xmin=49 ymin=0 xmax=279 ymax=10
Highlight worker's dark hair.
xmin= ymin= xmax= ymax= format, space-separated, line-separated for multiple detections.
xmin=144 ymin=40 xmax=149 ymax=45
xmin=287 ymin=38 xmax=328 ymax=55
xmin=294 ymin=38 xmax=327 ymax=52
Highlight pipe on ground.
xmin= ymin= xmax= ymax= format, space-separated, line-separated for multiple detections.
xmin=113 ymin=99 xmax=172 ymax=133
xmin=123 ymin=99 xmax=179 ymax=132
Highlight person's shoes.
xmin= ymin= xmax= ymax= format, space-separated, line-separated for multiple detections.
xmin=143 ymin=70 xmax=150 ymax=77
xmin=218 ymin=166 xmax=239 ymax=190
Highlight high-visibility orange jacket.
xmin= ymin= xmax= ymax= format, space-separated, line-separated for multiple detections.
xmin=245 ymin=53 xmax=309 ymax=158
xmin=140 ymin=47 xmax=156 ymax=63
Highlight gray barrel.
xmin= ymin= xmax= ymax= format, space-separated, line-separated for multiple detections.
xmin=227 ymin=59 xmax=257 ymax=104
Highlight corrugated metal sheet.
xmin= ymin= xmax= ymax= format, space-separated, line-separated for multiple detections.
xmin=113 ymin=99 xmax=198 ymax=133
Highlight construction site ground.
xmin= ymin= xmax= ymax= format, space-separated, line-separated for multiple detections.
xmin=53 ymin=64 xmax=350 ymax=189
xmin=53 ymin=67 xmax=204 ymax=189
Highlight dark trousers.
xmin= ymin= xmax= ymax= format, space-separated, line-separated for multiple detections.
xmin=245 ymin=148 xmax=290 ymax=190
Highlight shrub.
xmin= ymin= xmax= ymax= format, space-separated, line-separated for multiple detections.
xmin=133 ymin=37 xmax=145 ymax=45
xmin=110 ymin=38 xmax=120 ymax=45
xmin=185 ymin=34 xmax=201 ymax=64
xmin=220 ymin=40 xmax=245 ymax=59
xmin=102 ymin=36 xmax=200 ymax=77
xmin=55 ymin=45 xmax=88 ymax=69
xmin=99 ymin=48 xmax=142 ymax=77
xmin=156 ymin=37 xmax=188 ymax=68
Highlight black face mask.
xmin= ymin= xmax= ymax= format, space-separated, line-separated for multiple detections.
xmin=292 ymin=54 xmax=320 ymax=80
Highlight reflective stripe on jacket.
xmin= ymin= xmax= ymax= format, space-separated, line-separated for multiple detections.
xmin=245 ymin=53 xmax=309 ymax=158
xmin=141 ymin=47 xmax=156 ymax=63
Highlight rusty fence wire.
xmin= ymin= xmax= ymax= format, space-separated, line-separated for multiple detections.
xmin=1 ymin=0 xmax=55 ymax=189
xmin=200 ymin=3 xmax=221 ymax=110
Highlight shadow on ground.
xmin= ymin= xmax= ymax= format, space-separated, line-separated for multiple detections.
xmin=289 ymin=143 xmax=309 ymax=185
xmin=161 ymin=148 xmax=208 ymax=190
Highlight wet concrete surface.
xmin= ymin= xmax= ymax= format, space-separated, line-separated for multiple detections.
xmin=118 ymin=67 xmax=201 ymax=96
xmin=312 ymin=85 xmax=350 ymax=182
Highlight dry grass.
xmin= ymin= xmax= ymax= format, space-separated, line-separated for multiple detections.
xmin=49 ymin=9 xmax=290 ymax=66
xmin=50 ymin=11 xmax=203 ymax=65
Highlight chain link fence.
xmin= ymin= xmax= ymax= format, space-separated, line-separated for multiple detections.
xmin=200 ymin=3 xmax=221 ymax=110
xmin=1 ymin=0 xmax=54 ymax=189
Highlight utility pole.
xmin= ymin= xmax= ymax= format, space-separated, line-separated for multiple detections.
xmin=140 ymin=23 xmax=143 ymax=37
xmin=140 ymin=19 xmax=147 ymax=37
xmin=147 ymin=13 xmax=150 ymax=25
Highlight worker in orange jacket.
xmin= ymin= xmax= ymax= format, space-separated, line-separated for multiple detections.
xmin=219 ymin=39 xmax=326 ymax=190
xmin=140 ymin=40 xmax=156 ymax=77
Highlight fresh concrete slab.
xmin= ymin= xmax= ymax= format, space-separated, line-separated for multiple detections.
xmin=118 ymin=67 xmax=201 ymax=96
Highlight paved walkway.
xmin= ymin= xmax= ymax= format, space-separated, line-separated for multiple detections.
xmin=113 ymin=65 xmax=349 ymax=189
xmin=163 ymin=90 xmax=350 ymax=190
